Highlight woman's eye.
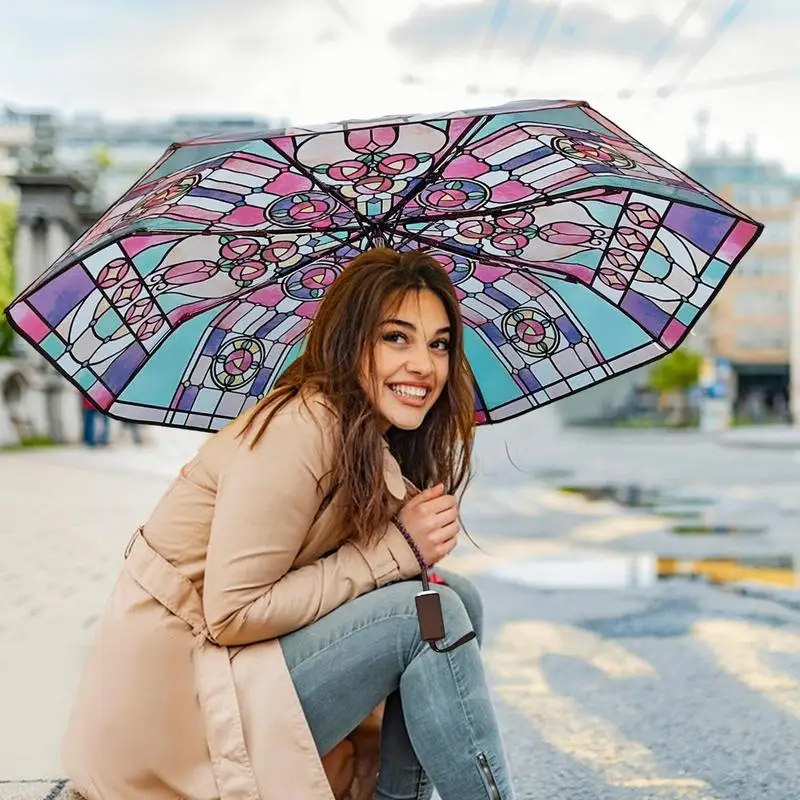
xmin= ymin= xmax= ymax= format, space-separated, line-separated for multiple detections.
xmin=383 ymin=331 xmax=407 ymax=344
xmin=432 ymin=339 xmax=451 ymax=351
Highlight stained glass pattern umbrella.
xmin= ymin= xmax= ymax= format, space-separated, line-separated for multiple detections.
xmin=4 ymin=99 xmax=761 ymax=431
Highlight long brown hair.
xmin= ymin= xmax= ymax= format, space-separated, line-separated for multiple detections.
xmin=240 ymin=247 xmax=476 ymax=546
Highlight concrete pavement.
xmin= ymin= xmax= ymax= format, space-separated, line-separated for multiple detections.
xmin=0 ymin=446 xmax=172 ymax=797
xmin=717 ymin=424 xmax=800 ymax=450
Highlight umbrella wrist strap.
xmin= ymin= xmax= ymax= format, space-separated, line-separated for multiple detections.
xmin=391 ymin=516 xmax=476 ymax=654
xmin=391 ymin=515 xmax=430 ymax=590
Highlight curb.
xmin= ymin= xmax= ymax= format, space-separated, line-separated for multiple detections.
xmin=0 ymin=780 xmax=68 ymax=800
xmin=717 ymin=581 xmax=800 ymax=612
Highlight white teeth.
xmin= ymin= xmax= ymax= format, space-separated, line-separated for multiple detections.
xmin=390 ymin=384 xmax=428 ymax=399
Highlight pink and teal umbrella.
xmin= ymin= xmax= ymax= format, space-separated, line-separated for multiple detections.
xmin=5 ymin=99 xmax=761 ymax=430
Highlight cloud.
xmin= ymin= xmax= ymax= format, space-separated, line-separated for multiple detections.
xmin=389 ymin=0 xmax=698 ymax=64
xmin=0 ymin=0 xmax=328 ymax=119
xmin=2 ymin=0 xmax=800 ymax=176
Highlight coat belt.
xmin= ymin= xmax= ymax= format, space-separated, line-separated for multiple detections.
xmin=124 ymin=528 xmax=262 ymax=800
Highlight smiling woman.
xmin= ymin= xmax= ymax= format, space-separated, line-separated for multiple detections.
xmin=61 ymin=247 xmax=517 ymax=800
xmin=367 ymin=291 xmax=452 ymax=431
xmin=242 ymin=247 xmax=477 ymax=543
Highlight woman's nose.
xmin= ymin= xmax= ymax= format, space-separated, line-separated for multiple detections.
xmin=406 ymin=344 xmax=434 ymax=375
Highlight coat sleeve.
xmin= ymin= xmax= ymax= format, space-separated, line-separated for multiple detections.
xmin=202 ymin=400 xmax=421 ymax=646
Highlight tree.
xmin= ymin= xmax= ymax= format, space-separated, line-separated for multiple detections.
xmin=0 ymin=201 xmax=17 ymax=358
xmin=648 ymin=347 xmax=703 ymax=426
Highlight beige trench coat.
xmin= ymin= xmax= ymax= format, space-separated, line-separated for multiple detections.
xmin=62 ymin=392 xmax=422 ymax=800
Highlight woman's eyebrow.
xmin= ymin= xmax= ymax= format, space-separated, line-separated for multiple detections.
xmin=382 ymin=318 xmax=451 ymax=335
xmin=382 ymin=318 xmax=415 ymax=330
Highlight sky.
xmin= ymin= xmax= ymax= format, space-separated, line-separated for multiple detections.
xmin=2 ymin=0 xmax=799 ymax=172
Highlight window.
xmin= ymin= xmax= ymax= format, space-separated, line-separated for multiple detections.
xmin=736 ymin=254 xmax=791 ymax=275
xmin=734 ymin=327 xmax=789 ymax=350
xmin=732 ymin=183 xmax=793 ymax=208
xmin=733 ymin=290 xmax=790 ymax=316
xmin=759 ymin=219 xmax=792 ymax=244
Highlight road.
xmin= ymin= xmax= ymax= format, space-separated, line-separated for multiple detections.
xmin=2 ymin=418 xmax=800 ymax=799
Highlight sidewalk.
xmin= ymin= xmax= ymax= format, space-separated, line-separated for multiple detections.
xmin=0 ymin=444 xmax=178 ymax=798
xmin=718 ymin=424 xmax=800 ymax=450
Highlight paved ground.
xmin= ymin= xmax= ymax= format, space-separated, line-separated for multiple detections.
xmin=2 ymin=421 xmax=800 ymax=799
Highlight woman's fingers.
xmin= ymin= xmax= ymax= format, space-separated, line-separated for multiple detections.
xmin=428 ymin=530 xmax=459 ymax=564
xmin=434 ymin=506 xmax=460 ymax=526
xmin=420 ymin=493 xmax=458 ymax=516
xmin=430 ymin=519 xmax=460 ymax=545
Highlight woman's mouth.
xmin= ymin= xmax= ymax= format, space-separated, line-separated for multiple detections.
xmin=388 ymin=383 xmax=430 ymax=406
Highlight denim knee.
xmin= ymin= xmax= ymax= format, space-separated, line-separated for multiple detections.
xmin=432 ymin=584 xmax=475 ymax=648
xmin=435 ymin=571 xmax=484 ymax=646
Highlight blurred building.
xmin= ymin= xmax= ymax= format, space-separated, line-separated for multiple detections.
xmin=686 ymin=135 xmax=799 ymax=422
xmin=0 ymin=105 xmax=285 ymax=207
xmin=792 ymin=197 xmax=800 ymax=426
xmin=0 ymin=107 xmax=38 ymax=201
xmin=0 ymin=105 xmax=286 ymax=444
xmin=55 ymin=111 xmax=285 ymax=208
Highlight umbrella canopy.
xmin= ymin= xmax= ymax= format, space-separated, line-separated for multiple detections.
xmin=5 ymin=99 xmax=761 ymax=430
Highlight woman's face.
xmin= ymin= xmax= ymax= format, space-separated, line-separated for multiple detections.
xmin=363 ymin=289 xmax=451 ymax=431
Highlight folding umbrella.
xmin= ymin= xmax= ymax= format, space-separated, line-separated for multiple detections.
xmin=5 ymin=98 xmax=761 ymax=430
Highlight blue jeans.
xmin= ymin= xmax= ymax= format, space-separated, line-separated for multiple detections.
xmin=280 ymin=568 xmax=514 ymax=799
xmin=82 ymin=409 xmax=109 ymax=446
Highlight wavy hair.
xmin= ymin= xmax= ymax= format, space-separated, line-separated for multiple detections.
xmin=240 ymin=247 xmax=476 ymax=546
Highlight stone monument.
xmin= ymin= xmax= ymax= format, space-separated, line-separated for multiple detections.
xmin=0 ymin=114 xmax=100 ymax=445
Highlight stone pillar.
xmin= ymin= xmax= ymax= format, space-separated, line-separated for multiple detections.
xmin=45 ymin=216 xmax=73 ymax=269
xmin=11 ymin=220 xmax=35 ymax=299
xmin=11 ymin=173 xmax=87 ymax=443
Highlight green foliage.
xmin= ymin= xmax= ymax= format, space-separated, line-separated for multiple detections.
xmin=648 ymin=348 xmax=702 ymax=394
xmin=93 ymin=144 xmax=113 ymax=172
xmin=0 ymin=434 xmax=55 ymax=452
xmin=0 ymin=201 xmax=18 ymax=358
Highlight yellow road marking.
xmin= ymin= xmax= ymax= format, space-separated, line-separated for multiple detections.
xmin=486 ymin=621 xmax=719 ymax=798
xmin=661 ymin=558 xmax=797 ymax=588
xmin=443 ymin=539 xmax=571 ymax=576
xmin=473 ymin=486 xmax=542 ymax=517
xmin=570 ymin=514 xmax=668 ymax=542
xmin=694 ymin=620 xmax=800 ymax=717
xmin=524 ymin=486 xmax=620 ymax=516
xmin=472 ymin=485 xmax=620 ymax=518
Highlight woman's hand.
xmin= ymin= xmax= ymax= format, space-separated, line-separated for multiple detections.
xmin=396 ymin=483 xmax=460 ymax=566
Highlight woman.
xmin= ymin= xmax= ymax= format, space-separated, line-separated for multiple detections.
xmin=62 ymin=248 xmax=516 ymax=800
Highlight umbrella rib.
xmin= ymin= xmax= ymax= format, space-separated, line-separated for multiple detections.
xmin=183 ymin=224 xmax=363 ymax=238
xmin=397 ymin=228 xmax=664 ymax=345
xmin=82 ymin=230 xmax=367 ymax=406
xmin=17 ymin=224 xmax=364 ymax=306
xmin=260 ymin=137 xmax=374 ymax=238
xmin=468 ymin=362 xmax=492 ymax=422
xmin=380 ymin=115 xmax=490 ymax=230
xmin=398 ymin=228 xmax=579 ymax=284
xmin=394 ymin=186 xmax=618 ymax=228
